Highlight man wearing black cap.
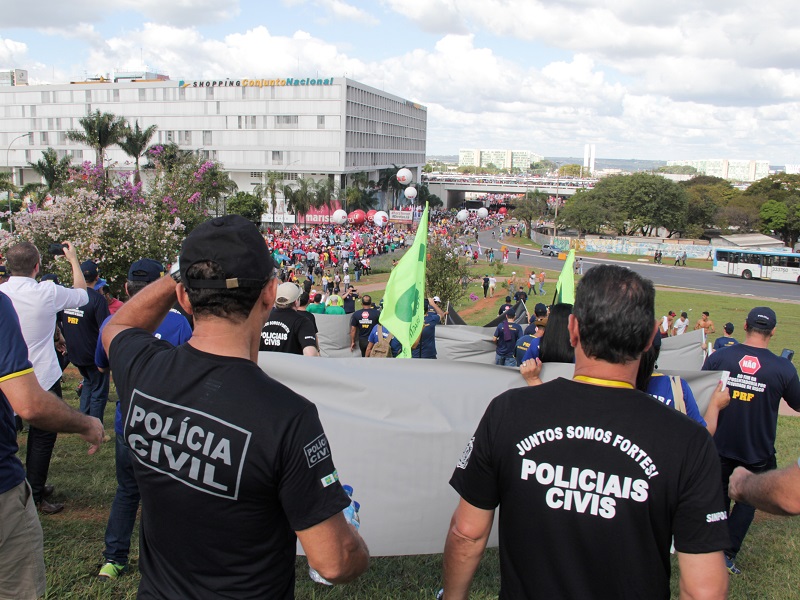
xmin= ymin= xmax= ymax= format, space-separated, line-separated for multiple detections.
xmin=703 ymin=306 xmax=800 ymax=575
xmin=1 ymin=241 xmax=89 ymax=514
xmin=260 ymin=282 xmax=320 ymax=356
xmin=713 ymin=323 xmax=738 ymax=350
xmin=349 ymin=295 xmax=380 ymax=356
xmin=102 ymin=215 xmax=368 ymax=597
xmin=62 ymin=259 xmax=110 ymax=424
xmin=94 ymin=259 xmax=193 ymax=580
xmin=492 ymin=309 xmax=522 ymax=367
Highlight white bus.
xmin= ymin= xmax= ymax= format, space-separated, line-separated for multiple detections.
xmin=713 ymin=248 xmax=800 ymax=283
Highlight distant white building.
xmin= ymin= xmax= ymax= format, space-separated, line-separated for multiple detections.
xmin=458 ymin=148 xmax=543 ymax=170
xmin=784 ymin=164 xmax=800 ymax=175
xmin=666 ymin=158 xmax=769 ymax=182
xmin=0 ymin=71 xmax=427 ymax=217
xmin=583 ymin=144 xmax=596 ymax=175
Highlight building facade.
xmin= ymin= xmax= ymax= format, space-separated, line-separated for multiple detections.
xmin=666 ymin=158 xmax=769 ymax=182
xmin=0 ymin=73 xmax=427 ymax=214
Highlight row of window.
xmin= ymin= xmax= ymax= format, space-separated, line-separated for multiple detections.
xmin=345 ymin=131 xmax=425 ymax=151
xmin=344 ymin=151 xmax=425 ymax=168
xmin=717 ymin=251 xmax=800 ymax=268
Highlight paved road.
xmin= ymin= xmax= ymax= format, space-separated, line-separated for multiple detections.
xmin=475 ymin=230 xmax=800 ymax=303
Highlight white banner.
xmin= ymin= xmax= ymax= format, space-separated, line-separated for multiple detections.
xmin=260 ymin=322 xmax=723 ymax=556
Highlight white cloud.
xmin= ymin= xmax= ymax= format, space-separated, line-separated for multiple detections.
xmin=318 ymin=0 xmax=379 ymax=25
xmin=2 ymin=0 xmax=239 ymax=28
xmin=380 ymin=0 xmax=468 ymax=35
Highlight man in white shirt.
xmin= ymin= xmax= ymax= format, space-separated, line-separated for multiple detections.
xmin=1 ymin=241 xmax=88 ymax=513
xmin=672 ymin=311 xmax=690 ymax=336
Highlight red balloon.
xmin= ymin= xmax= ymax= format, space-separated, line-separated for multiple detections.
xmin=366 ymin=210 xmax=377 ymax=219
xmin=498 ymin=207 xmax=508 ymax=214
xmin=348 ymin=210 xmax=366 ymax=225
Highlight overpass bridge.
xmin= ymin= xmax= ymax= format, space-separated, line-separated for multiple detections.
xmin=422 ymin=175 xmax=597 ymax=209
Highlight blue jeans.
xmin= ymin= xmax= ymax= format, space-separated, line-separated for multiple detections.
xmin=495 ymin=354 xmax=517 ymax=367
xmin=77 ymin=364 xmax=110 ymax=425
xmin=103 ymin=434 xmax=141 ymax=565
xmin=538 ymin=283 xmax=545 ymax=296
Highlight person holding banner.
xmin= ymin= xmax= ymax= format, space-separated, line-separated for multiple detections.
xmin=443 ymin=264 xmax=729 ymax=600
xmin=102 ymin=215 xmax=369 ymax=598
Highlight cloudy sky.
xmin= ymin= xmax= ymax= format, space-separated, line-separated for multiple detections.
xmin=2 ymin=0 xmax=799 ymax=164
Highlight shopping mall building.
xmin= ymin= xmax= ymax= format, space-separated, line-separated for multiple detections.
xmin=0 ymin=71 xmax=427 ymax=220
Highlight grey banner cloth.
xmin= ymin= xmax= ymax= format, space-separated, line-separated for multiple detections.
xmin=658 ymin=329 xmax=706 ymax=371
xmin=259 ymin=353 xmax=723 ymax=556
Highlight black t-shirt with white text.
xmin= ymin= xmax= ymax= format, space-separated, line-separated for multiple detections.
xmin=450 ymin=378 xmax=729 ymax=599
xmin=260 ymin=307 xmax=318 ymax=354
xmin=61 ymin=287 xmax=110 ymax=366
xmin=704 ymin=343 xmax=800 ymax=463
xmin=110 ymin=328 xmax=350 ymax=599
xmin=350 ymin=307 xmax=380 ymax=340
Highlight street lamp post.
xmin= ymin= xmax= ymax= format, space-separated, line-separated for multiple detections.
xmin=6 ymin=133 xmax=28 ymax=234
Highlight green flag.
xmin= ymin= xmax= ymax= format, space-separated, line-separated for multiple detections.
xmin=379 ymin=204 xmax=429 ymax=358
xmin=553 ymin=248 xmax=576 ymax=305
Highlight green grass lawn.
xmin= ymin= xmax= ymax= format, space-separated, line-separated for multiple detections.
xmin=29 ymin=282 xmax=800 ymax=599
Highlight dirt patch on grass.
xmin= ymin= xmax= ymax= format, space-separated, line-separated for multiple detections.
xmin=456 ymin=295 xmax=498 ymax=318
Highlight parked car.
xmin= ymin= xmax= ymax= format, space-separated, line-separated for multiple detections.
xmin=540 ymin=244 xmax=558 ymax=256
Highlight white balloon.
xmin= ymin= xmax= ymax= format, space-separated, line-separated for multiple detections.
xmin=457 ymin=209 xmax=469 ymax=222
xmin=373 ymin=211 xmax=389 ymax=226
xmin=477 ymin=207 xmax=489 ymax=218
xmin=396 ymin=168 xmax=413 ymax=185
xmin=404 ymin=186 xmax=418 ymax=200
xmin=332 ymin=209 xmax=348 ymax=225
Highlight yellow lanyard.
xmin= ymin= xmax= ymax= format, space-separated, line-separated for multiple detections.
xmin=573 ymin=376 xmax=634 ymax=389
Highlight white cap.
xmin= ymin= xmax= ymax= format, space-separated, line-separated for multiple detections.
xmin=275 ymin=282 xmax=301 ymax=307
xmin=433 ymin=296 xmax=441 ymax=303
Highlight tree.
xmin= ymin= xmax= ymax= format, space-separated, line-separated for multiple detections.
xmin=145 ymin=143 xmax=194 ymax=173
xmin=284 ymin=178 xmax=315 ymax=227
xmin=313 ymin=177 xmax=336 ymax=213
xmin=557 ymin=191 xmax=611 ymax=235
xmin=558 ymin=164 xmax=583 ymax=177
xmin=119 ymin=120 xmax=158 ymax=184
xmin=66 ymin=110 xmax=128 ymax=175
xmin=657 ymin=165 xmax=698 ymax=175
xmin=425 ymin=242 xmax=472 ymax=310
xmin=760 ymin=197 xmax=800 ymax=248
xmin=0 ymin=172 xmax=19 ymax=231
xmin=511 ymin=189 xmax=548 ymax=234
xmin=29 ymin=147 xmax=72 ymax=195
xmin=227 ymin=191 xmax=264 ymax=224
xmin=376 ymin=165 xmax=407 ymax=209
xmin=253 ymin=171 xmax=284 ymax=229
xmin=414 ymin=184 xmax=442 ymax=208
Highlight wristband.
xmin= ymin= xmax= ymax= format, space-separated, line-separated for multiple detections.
xmin=169 ymin=259 xmax=181 ymax=283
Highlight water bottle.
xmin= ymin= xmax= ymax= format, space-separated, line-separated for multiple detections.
xmin=308 ymin=484 xmax=361 ymax=586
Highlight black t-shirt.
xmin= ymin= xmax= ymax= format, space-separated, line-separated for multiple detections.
xmin=450 ymin=378 xmax=729 ymax=599
xmin=350 ymin=307 xmax=380 ymax=339
xmin=110 ymin=328 xmax=349 ymax=599
xmin=703 ymin=344 xmax=800 ymax=463
xmin=260 ymin=307 xmax=318 ymax=354
xmin=61 ymin=287 xmax=110 ymax=366
xmin=498 ymin=303 xmax=512 ymax=316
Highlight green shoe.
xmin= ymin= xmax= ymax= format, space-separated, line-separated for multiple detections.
xmin=98 ymin=561 xmax=126 ymax=579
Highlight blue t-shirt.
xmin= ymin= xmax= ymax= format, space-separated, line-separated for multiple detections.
xmin=96 ymin=309 xmax=193 ymax=434
xmin=515 ymin=335 xmax=537 ymax=365
xmin=704 ymin=343 xmax=800 ymax=463
xmin=713 ymin=336 xmax=738 ymax=350
xmin=367 ymin=324 xmax=402 ymax=358
xmin=493 ymin=321 xmax=523 ymax=357
xmin=520 ymin=337 xmax=542 ymax=364
xmin=646 ymin=374 xmax=707 ymax=428
xmin=412 ymin=312 xmax=440 ymax=359
xmin=0 ymin=292 xmax=33 ymax=494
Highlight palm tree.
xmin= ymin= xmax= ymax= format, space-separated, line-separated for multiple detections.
xmin=313 ymin=177 xmax=336 ymax=213
xmin=376 ymin=165 xmax=406 ymax=210
xmin=253 ymin=171 xmax=284 ymax=229
xmin=29 ymin=147 xmax=72 ymax=195
xmin=0 ymin=172 xmax=18 ymax=231
xmin=119 ymin=120 xmax=158 ymax=184
xmin=284 ymin=178 xmax=315 ymax=227
xmin=66 ymin=110 xmax=128 ymax=175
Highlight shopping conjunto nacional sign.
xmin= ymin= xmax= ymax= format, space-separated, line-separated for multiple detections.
xmin=181 ymin=77 xmax=334 ymax=88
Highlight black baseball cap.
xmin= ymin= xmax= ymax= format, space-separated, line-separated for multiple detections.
xmin=534 ymin=303 xmax=547 ymax=317
xmin=129 ymin=259 xmax=165 ymax=283
xmin=746 ymin=307 xmax=777 ymax=330
xmin=81 ymin=260 xmax=98 ymax=279
xmin=724 ymin=322 xmax=734 ymax=334
xmin=180 ymin=215 xmax=274 ymax=289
